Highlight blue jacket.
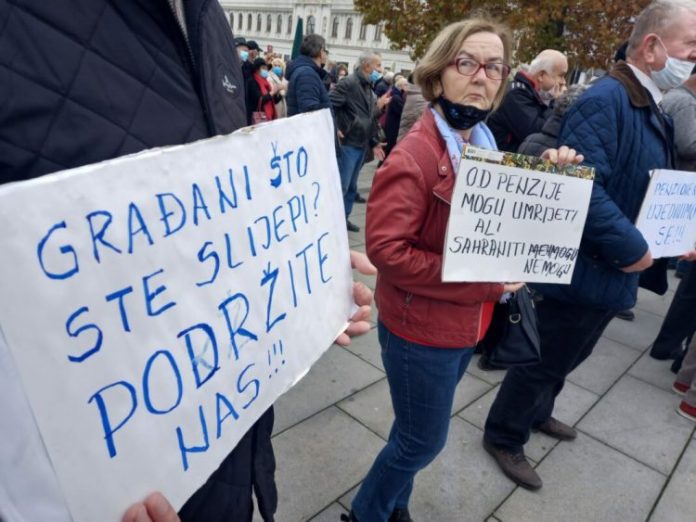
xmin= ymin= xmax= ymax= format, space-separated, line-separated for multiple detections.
xmin=285 ymin=55 xmax=331 ymax=116
xmin=1 ymin=0 xmax=246 ymax=183
xmin=533 ymin=63 xmax=674 ymax=310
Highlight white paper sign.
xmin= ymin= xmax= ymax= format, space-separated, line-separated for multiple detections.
xmin=0 ymin=110 xmax=352 ymax=522
xmin=443 ymin=147 xmax=595 ymax=284
xmin=635 ymin=169 xmax=696 ymax=258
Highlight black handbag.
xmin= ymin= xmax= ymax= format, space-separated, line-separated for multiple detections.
xmin=483 ymin=285 xmax=542 ymax=367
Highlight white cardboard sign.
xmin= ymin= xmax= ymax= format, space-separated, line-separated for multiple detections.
xmin=443 ymin=146 xmax=594 ymax=283
xmin=0 ymin=110 xmax=352 ymax=522
xmin=635 ymin=169 xmax=696 ymax=258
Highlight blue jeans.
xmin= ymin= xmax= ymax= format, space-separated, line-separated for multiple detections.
xmin=351 ymin=322 xmax=475 ymax=522
xmin=337 ymin=144 xmax=365 ymax=218
xmin=484 ymin=298 xmax=615 ymax=451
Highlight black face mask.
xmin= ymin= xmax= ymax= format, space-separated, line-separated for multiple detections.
xmin=437 ymin=95 xmax=490 ymax=130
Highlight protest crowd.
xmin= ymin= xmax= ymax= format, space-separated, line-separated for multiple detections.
xmin=2 ymin=0 xmax=696 ymax=521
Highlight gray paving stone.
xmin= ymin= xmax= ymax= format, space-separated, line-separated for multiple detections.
xmin=466 ymin=355 xmax=508 ymax=385
xmin=578 ymin=375 xmax=694 ymax=474
xmin=496 ymin=433 xmax=665 ymax=522
xmin=339 ymin=419 xmax=516 ymax=522
xmin=273 ymin=344 xmax=384 ymax=434
xmin=629 ymin=350 xmax=678 ymax=394
xmin=272 ymin=407 xmax=385 ymax=522
xmin=459 ymin=380 xmax=598 ymax=462
xmin=308 ymin=502 xmax=349 ymax=522
xmin=651 ymin=438 xmax=696 ymax=522
xmin=342 ymin=326 xmax=384 ymax=371
xmin=338 ymin=373 xmax=491 ymax=440
xmin=602 ymin=308 xmax=665 ymax=352
xmin=567 ymin=336 xmax=642 ymax=395
xmin=348 ymin=236 xmax=365 ymax=250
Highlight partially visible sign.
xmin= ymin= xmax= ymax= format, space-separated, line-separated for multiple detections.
xmin=443 ymin=146 xmax=595 ymax=284
xmin=636 ymin=169 xmax=696 ymax=258
xmin=0 ymin=110 xmax=352 ymax=522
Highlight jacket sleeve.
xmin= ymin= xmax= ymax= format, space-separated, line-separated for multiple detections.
xmin=667 ymin=96 xmax=696 ymax=163
xmin=498 ymin=89 xmax=551 ymax=144
xmin=296 ymin=71 xmax=326 ymax=113
xmin=366 ymin=146 xmax=503 ymax=305
xmin=329 ymin=77 xmax=348 ymax=109
xmin=558 ymin=95 xmax=649 ymax=268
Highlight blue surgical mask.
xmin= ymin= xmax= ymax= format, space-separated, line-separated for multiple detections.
xmin=260 ymin=69 xmax=269 ymax=79
xmin=651 ymin=40 xmax=695 ymax=90
xmin=369 ymin=70 xmax=383 ymax=83
xmin=272 ymin=66 xmax=283 ymax=77
xmin=239 ymin=50 xmax=249 ymax=62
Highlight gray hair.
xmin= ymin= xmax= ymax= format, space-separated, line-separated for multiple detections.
xmin=528 ymin=49 xmax=566 ymax=75
xmin=300 ymin=34 xmax=325 ymax=59
xmin=357 ymin=50 xmax=380 ymax=68
xmin=627 ymin=0 xmax=696 ymax=56
xmin=553 ymin=84 xmax=588 ymax=116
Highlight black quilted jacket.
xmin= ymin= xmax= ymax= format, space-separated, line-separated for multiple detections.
xmin=1 ymin=1 xmax=276 ymax=520
xmin=1 ymin=0 xmax=247 ymax=182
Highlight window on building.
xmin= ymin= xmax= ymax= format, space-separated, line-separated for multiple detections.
xmin=307 ymin=15 xmax=315 ymax=35
xmin=331 ymin=16 xmax=339 ymax=38
xmin=287 ymin=14 xmax=293 ymax=34
xmin=374 ymin=23 xmax=383 ymax=42
xmin=277 ymin=14 xmax=282 ymax=33
xmin=256 ymin=14 xmax=262 ymax=32
xmin=359 ymin=20 xmax=367 ymax=40
xmin=247 ymin=13 xmax=252 ymax=31
xmin=228 ymin=13 xmax=233 ymax=27
xmin=345 ymin=17 xmax=353 ymax=39
xmin=266 ymin=14 xmax=272 ymax=32
xmin=238 ymin=13 xmax=243 ymax=30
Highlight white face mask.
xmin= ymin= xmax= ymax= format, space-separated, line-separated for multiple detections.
xmin=650 ymin=40 xmax=695 ymax=90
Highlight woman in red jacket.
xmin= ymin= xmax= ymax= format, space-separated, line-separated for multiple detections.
xmin=245 ymin=58 xmax=281 ymax=125
xmin=345 ymin=16 xmax=585 ymax=521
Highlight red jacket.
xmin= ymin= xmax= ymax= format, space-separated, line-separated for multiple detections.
xmin=366 ymin=109 xmax=504 ymax=348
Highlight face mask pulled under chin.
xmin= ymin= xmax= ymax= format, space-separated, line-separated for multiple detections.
xmin=650 ymin=40 xmax=695 ymax=90
xmin=437 ymin=95 xmax=491 ymax=130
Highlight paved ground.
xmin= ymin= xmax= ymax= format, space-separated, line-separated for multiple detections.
xmin=258 ymin=161 xmax=696 ymax=522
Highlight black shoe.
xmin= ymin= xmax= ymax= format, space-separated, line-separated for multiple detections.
xmin=671 ymin=350 xmax=686 ymax=374
xmin=346 ymin=220 xmax=360 ymax=232
xmin=615 ymin=309 xmax=635 ymax=321
xmin=354 ymin=193 xmax=367 ymax=204
xmin=650 ymin=345 xmax=684 ymax=361
xmin=340 ymin=512 xmax=358 ymax=522
xmin=389 ymin=508 xmax=414 ymax=522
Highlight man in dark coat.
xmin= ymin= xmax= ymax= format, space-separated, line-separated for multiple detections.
xmin=1 ymin=1 xmax=275 ymax=520
xmin=487 ymin=49 xmax=568 ymax=152
xmin=285 ymin=34 xmax=331 ymax=116
xmin=483 ymin=0 xmax=696 ymax=492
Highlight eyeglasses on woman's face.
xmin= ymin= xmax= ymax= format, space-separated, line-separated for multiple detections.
xmin=449 ymin=57 xmax=510 ymax=80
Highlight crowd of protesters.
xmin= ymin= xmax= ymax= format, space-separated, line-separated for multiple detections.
xmin=2 ymin=1 xmax=696 ymax=522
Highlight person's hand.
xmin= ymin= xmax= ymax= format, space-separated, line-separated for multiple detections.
xmin=620 ymin=250 xmax=653 ymax=273
xmin=377 ymin=92 xmax=392 ymax=111
xmin=541 ymin=146 xmax=584 ymax=168
xmin=269 ymin=83 xmax=280 ymax=96
xmin=503 ymin=282 xmax=525 ymax=293
xmin=679 ymin=249 xmax=696 ymax=262
xmin=337 ymin=129 xmax=345 ymax=140
xmin=335 ymin=251 xmax=377 ymax=347
xmin=373 ymin=143 xmax=386 ymax=162
xmin=122 ymin=492 xmax=180 ymax=522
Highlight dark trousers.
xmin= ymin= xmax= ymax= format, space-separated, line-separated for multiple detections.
xmin=484 ymin=298 xmax=615 ymax=451
xmin=652 ymin=261 xmax=696 ymax=356
xmin=179 ymin=407 xmax=277 ymax=522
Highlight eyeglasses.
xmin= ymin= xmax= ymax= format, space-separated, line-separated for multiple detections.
xmin=449 ymin=57 xmax=511 ymax=80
